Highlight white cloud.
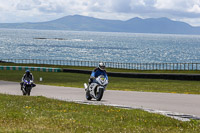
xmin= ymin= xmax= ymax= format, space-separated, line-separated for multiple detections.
xmin=189 ymin=4 xmax=200 ymax=13
xmin=155 ymin=0 xmax=200 ymax=12
xmin=131 ymin=0 xmax=147 ymax=7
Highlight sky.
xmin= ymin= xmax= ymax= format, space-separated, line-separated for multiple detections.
xmin=0 ymin=0 xmax=200 ymax=26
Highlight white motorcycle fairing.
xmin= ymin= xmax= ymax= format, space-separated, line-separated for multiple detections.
xmin=84 ymin=75 xmax=108 ymax=101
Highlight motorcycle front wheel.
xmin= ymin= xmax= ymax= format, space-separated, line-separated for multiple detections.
xmin=26 ymin=86 xmax=32 ymax=96
xmin=86 ymin=90 xmax=92 ymax=100
xmin=22 ymin=88 xmax=26 ymax=95
xmin=96 ymin=88 xmax=104 ymax=101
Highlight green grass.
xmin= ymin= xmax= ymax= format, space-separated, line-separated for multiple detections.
xmin=1 ymin=70 xmax=200 ymax=94
xmin=0 ymin=94 xmax=199 ymax=132
xmin=1 ymin=62 xmax=200 ymax=74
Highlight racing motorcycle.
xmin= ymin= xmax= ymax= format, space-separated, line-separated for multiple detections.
xmin=21 ymin=79 xmax=35 ymax=96
xmin=84 ymin=75 xmax=108 ymax=101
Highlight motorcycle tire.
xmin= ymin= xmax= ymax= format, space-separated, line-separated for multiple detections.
xmin=96 ymin=88 xmax=104 ymax=101
xmin=26 ymin=86 xmax=32 ymax=96
xmin=22 ymin=90 xmax=26 ymax=95
xmin=86 ymin=91 xmax=92 ymax=100
xmin=21 ymin=86 xmax=26 ymax=95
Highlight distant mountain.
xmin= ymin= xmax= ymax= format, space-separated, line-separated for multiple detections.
xmin=0 ymin=15 xmax=200 ymax=35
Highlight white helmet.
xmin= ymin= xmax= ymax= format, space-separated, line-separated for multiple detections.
xmin=98 ymin=62 xmax=105 ymax=70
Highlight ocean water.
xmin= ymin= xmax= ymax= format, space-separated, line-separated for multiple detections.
xmin=1 ymin=28 xmax=200 ymax=63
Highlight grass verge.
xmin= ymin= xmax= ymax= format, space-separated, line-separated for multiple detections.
xmin=0 ymin=94 xmax=199 ymax=132
xmin=1 ymin=70 xmax=200 ymax=94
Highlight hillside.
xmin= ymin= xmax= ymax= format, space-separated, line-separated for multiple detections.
xmin=0 ymin=15 xmax=200 ymax=35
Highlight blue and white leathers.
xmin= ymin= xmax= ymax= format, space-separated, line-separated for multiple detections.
xmin=90 ymin=68 xmax=108 ymax=80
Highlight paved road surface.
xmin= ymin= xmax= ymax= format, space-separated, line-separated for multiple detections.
xmin=0 ymin=80 xmax=200 ymax=120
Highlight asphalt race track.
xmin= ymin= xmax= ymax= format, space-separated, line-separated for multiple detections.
xmin=0 ymin=80 xmax=200 ymax=121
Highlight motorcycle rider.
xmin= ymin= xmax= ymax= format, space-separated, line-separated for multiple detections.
xmin=20 ymin=70 xmax=35 ymax=90
xmin=88 ymin=62 xmax=108 ymax=87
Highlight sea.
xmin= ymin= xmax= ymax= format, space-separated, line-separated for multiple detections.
xmin=1 ymin=28 xmax=200 ymax=63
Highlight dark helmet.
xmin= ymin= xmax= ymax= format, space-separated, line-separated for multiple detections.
xmin=98 ymin=62 xmax=105 ymax=70
xmin=25 ymin=70 xmax=30 ymax=75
